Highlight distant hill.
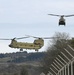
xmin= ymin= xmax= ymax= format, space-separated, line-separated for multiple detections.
xmin=0 ymin=51 xmax=46 ymax=63
xmin=0 ymin=51 xmax=46 ymax=75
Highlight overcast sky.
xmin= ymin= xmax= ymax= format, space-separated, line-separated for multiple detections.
xmin=0 ymin=0 xmax=74 ymax=53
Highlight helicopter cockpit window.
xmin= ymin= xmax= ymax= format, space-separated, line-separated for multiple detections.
xmin=59 ymin=21 xmax=65 ymax=25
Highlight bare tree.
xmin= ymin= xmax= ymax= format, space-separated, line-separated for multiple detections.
xmin=20 ymin=66 xmax=28 ymax=75
xmin=40 ymin=32 xmax=70 ymax=74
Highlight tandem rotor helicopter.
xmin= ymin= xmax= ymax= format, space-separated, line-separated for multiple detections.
xmin=0 ymin=35 xmax=55 ymax=52
xmin=48 ymin=14 xmax=74 ymax=26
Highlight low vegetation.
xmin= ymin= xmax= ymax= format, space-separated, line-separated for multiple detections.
xmin=0 ymin=51 xmax=45 ymax=75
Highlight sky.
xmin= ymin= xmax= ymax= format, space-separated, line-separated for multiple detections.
xmin=0 ymin=0 xmax=74 ymax=53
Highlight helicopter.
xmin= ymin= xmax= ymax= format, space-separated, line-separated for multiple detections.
xmin=48 ymin=14 xmax=74 ymax=26
xmin=0 ymin=36 xmax=55 ymax=52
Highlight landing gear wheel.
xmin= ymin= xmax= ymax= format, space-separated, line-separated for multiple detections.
xmin=20 ymin=48 xmax=23 ymax=51
xmin=35 ymin=49 xmax=38 ymax=52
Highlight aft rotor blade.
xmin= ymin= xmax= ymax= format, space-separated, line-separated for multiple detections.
xmin=48 ymin=14 xmax=60 ymax=16
xmin=42 ymin=37 xmax=60 ymax=39
xmin=16 ymin=36 xmax=29 ymax=39
xmin=25 ymin=35 xmax=59 ymax=39
xmin=25 ymin=35 xmax=38 ymax=38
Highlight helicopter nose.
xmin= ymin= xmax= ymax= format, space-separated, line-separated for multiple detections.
xmin=9 ymin=44 xmax=12 ymax=47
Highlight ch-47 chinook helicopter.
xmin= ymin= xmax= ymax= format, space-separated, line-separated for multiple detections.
xmin=48 ymin=14 xmax=74 ymax=26
xmin=0 ymin=36 xmax=55 ymax=51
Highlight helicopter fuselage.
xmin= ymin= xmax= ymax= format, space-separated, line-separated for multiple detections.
xmin=9 ymin=38 xmax=44 ymax=51
xmin=59 ymin=16 xmax=65 ymax=25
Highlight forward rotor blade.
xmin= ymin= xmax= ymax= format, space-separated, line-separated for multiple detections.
xmin=48 ymin=14 xmax=60 ymax=16
xmin=0 ymin=38 xmax=12 ymax=40
xmin=64 ymin=14 xmax=74 ymax=17
xmin=0 ymin=36 xmax=29 ymax=40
